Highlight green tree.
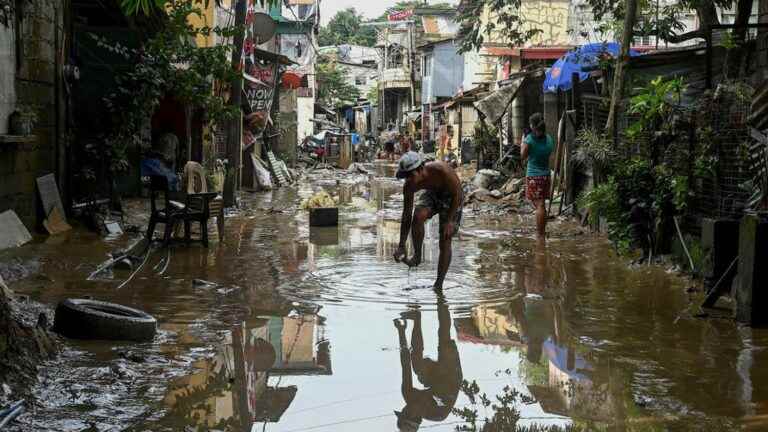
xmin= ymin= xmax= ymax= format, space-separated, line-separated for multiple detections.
xmin=318 ymin=7 xmax=377 ymax=47
xmin=315 ymin=58 xmax=361 ymax=108
xmin=120 ymin=0 xmax=279 ymax=16
xmin=455 ymin=0 xmax=543 ymax=54
xmin=87 ymin=0 xmax=241 ymax=176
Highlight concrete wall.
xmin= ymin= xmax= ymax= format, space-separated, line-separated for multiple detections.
xmin=277 ymin=90 xmax=298 ymax=166
xmin=338 ymin=63 xmax=378 ymax=97
xmin=0 ymin=1 xmax=63 ymax=230
xmin=520 ymin=0 xmax=572 ymax=46
xmin=0 ymin=24 xmax=15 ymax=135
xmin=297 ymin=96 xmax=314 ymax=141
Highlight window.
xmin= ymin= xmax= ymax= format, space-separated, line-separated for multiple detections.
xmin=387 ymin=45 xmax=404 ymax=69
xmin=355 ymin=75 xmax=367 ymax=86
xmin=423 ymin=55 xmax=433 ymax=77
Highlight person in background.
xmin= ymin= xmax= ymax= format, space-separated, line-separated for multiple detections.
xmin=401 ymin=132 xmax=413 ymax=154
xmin=438 ymin=124 xmax=450 ymax=160
xmin=520 ymin=113 xmax=554 ymax=238
xmin=141 ymin=132 xmax=180 ymax=191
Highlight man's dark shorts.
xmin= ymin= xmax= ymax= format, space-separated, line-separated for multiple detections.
xmin=415 ymin=189 xmax=463 ymax=236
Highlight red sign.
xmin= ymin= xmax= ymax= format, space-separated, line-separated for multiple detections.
xmin=388 ymin=9 xmax=413 ymax=21
xmin=248 ymin=62 xmax=274 ymax=83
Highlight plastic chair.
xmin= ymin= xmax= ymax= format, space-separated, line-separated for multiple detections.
xmin=146 ymin=175 xmax=185 ymax=246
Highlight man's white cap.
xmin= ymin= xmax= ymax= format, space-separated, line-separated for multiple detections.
xmin=396 ymin=151 xmax=423 ymax=179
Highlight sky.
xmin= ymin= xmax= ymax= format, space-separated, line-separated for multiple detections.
xmin=319 ymin=0 xmax=456 ymax=25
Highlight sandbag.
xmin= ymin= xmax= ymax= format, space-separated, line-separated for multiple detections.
xmin=251 ymin=154 xmax=273 ymax=191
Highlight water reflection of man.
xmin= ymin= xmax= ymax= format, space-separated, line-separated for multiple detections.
xmin=393 ymin=297 xmax=462 ymax=431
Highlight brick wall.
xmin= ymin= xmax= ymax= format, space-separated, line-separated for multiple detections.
xmin=0 ymin=0 xmax=63 ymax=231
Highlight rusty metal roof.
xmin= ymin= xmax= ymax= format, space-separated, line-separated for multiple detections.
xmin=421 ymin=16 xmax=459 ymax=36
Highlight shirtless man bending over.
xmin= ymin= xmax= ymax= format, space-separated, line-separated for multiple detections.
xmin=393 ymin=152 xmax=463 ymax=291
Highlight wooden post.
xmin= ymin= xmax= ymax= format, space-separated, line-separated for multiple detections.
xmin=571 ymin=72 xmax=582 ymax=130
xmin=734 ymin=213 xmax=768 ymax=325
xmin=224 ymin=0 xmax=247 ymax=207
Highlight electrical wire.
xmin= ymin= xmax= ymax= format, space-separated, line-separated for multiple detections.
xmin=116 ymin=244 xmax=154 ymax=290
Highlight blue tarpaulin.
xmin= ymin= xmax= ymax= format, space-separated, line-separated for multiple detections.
xmin=543 ymin=42 xmax=641 ymax=93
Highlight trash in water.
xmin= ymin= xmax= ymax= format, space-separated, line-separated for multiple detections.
xmin=301 ymin=191 xmax=338 ymax=209
xmin=192 ymin=279 xmax=218 ymax=288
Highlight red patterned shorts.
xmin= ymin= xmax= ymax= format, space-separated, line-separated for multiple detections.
xmin=526 ymin=175 xmax=551 ymax=202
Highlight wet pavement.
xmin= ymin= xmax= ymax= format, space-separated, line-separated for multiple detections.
xmin=3 ymin=169 xmax=768 ymax=431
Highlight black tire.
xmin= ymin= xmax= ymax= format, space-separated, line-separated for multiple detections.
xmin=53 ymin=299 xmax=157 ymax=342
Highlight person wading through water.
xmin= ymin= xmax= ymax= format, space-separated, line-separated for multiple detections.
xmin=393 ymin=152 xmax=463 ymax=291
xmin=521 ymin=113 xmax=554 ymax=238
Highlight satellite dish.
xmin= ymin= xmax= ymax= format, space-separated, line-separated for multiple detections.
xmin=252 ymin=12 xmax=277 ymax=44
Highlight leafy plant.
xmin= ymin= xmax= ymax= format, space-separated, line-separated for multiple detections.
xmin=670 ymin=174 xmax=689 ymax=213
xmin=693 ymin=126 xmax=718 ymax=178
xmin=579 ymin=157 xmax=690 ymax=256
xmin=578 ymin=178 xmax=635 ymax=253
xmin=626 ymin=76 xmax=686 ymax=138
xmin=453 ymin=377 xmax=583 ymax=432
xmin=366 ymin=86 xmax=379 ymax=105
xmin=573 ymin=128 xmax=616 ymax=182
xmin=316 ymin=57 xmax=361 ymax=108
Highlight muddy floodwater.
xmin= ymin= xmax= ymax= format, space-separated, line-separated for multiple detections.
xmin=4 ymin=171 xmax=768 ymax=431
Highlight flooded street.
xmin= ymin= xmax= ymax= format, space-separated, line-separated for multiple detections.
xmin=4 ymin=171 xmax=768 ymax=431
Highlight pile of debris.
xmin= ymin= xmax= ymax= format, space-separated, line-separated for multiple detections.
xmin=0 ymin=275 xmax=58 ymax=406
xmin=464 ymin=169 xmax=526 ymax=211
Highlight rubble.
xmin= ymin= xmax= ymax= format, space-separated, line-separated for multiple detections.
xmin=472 ymin=169 xmax=503 ymax=190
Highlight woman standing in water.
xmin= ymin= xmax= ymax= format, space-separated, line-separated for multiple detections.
xmin=521 ymin=113 xmax=554 ymax=238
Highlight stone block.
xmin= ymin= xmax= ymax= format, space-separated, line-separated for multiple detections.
xmin=735 ymin=213 xmax=768 ymax=326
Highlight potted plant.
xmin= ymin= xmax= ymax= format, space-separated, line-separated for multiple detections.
xmin=8 ymin=104 xmax=38 ymax=136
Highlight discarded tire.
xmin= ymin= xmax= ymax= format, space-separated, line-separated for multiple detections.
xmin=53 ymin=299 xmax=157 ymax=342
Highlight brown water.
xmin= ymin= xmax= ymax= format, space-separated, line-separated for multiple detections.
xmin=3 ymin=170 xmax=768 ymax=431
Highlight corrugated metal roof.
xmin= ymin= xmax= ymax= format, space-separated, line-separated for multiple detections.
xmin=421 ymin=16 xmax=459 ymax=35
xmin=750 ymin=80 xmax=768 ymax=130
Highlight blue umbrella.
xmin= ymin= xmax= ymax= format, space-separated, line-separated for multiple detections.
xmin=543 ymin=42 xmax=641 ymax=93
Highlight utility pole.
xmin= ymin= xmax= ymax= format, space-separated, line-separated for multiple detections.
xmin=383 ymin=26 xmax=389 ymax=126
xmin=408 ymin=19 xmax=416 ymax=109
xmin=224 ymin=0 xmax=247 ymax=207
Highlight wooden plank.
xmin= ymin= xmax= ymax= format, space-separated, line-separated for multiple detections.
xmin=0 ymin=210 xmax=32 ymax=250
xmin=43 ymin=207 xmax=72 ymax=235
xmin=0 ymin=135 xmax=36 ymax=144
xmin=36 ymin=173 xmax=65 ymax=218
